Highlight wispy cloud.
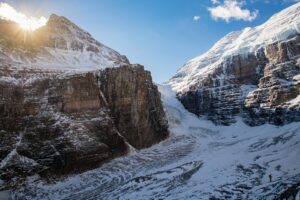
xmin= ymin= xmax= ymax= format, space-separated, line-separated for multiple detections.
xmin=211 ymin=0 xmax=221 ymax=4
xmin=208 ymin=0 xmax=258 ymax=22
xmin=252 ymin=0 xmax=300 ymax=3
xmin=283 ymin=0 xmax=300 ymax=2
xmin=193 ymin=15 xmax=200 ymax=22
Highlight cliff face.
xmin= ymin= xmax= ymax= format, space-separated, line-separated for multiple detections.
xmin=176 ymin=36 xmax=300 ymax=125
xmin=169 ymin=3 xmax=300 ymax=126
xmin=0 ymin=65 xmax=168 ymax=180
xmin=97 ymin=65 xmax=169 ymax=149
xmin=244 ymin=38 xmax=300 ymax=125
xmin=0 ymin=15 xmax=168 ymax=182
xmin=0 ymin=14 xmax=168 ymax=182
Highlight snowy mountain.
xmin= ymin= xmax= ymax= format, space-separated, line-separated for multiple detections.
xmin=0 ymin=13 xmax=168 ymax=191
xmin=169 ymin=2 xmax=300 ymax=93
xmin=1 ymin=3 xmax=300 ymax=200
xmin=0 ymin=14 xmax=129 ymax=73
xmin=169 ymin=2 xmax=300 ymax=125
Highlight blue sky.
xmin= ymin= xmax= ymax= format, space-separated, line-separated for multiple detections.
xmin=2 ymin=0 xmax=300 ymax=82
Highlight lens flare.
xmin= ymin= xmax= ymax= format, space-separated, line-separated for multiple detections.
xmin=0 ymin=3 xmax=47 ymax=31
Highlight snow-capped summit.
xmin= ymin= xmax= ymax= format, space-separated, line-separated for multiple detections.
xmin=169 ymin=2 xmax=300 ymax=93
xmin=168 ymin=2 xmax=300 ymax=126
xmin=0 ymin=14 xmax=129 ymax=73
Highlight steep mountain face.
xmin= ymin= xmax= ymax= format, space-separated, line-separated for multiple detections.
xmin=169 ymin=2 xmax=300 ymax=125
xmin=0 ymin=15 xmax=168 ymax=183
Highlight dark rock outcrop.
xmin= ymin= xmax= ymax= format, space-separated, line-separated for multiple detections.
xmin=274 ymin=182 xmax=300 ymax=200
xmin=0 ymin=65 xmax=168 ymax=181
xmin=97 ymin=65 xmax=169 ymax=149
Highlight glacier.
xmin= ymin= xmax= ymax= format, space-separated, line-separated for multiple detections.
xmin=5 ymin=85 xmax=300 ymax=200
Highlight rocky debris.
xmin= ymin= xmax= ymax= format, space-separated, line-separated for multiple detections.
xmin=0 ymin=65 xmax=168 ymax=183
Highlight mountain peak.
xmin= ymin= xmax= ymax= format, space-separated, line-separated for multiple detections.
xmin=48 ymin=13 xmax=63 ymax=21
xmin=47 ymin=14 xmax=71 ymax=27
xmin=0 ymin=13 xmax=129 ymax=72
xmin=48 ymin=14 xmax=76 ymax=25
xmin=47 ymin=14 xmax=85 ymax=33
xmin=45 ymin=14 xmax=90 ymax=37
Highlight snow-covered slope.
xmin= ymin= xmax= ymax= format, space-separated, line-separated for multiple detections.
xmin=6 ymin=85 xmax=300 ymax=199
xmin=0 ymin=14 xmax=129 ymax=73
xmin=169 ymin=2 xmax=300 ymax=92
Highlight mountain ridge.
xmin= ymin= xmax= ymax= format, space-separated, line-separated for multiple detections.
xmin=168 ymin=2 xmax=300 ymax=125
xmin=169 ymin=2 xmax=300 ymax=93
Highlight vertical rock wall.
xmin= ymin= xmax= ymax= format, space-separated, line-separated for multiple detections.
xmin=0 ymin=65 xmax=168 ymax=180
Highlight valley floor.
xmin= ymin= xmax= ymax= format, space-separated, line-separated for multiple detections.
xmin=4 ymin=85 xmax=300 ymax=200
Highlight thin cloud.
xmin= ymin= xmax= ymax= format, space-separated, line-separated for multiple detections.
xmin=193 ymin=15 xmax=200 ymax=22
xmin=283 ymin=0 xmax=300 ymax=2
xmin=208 ymin=0 xmax=258 ymax=22
xmin=211 ymin=0 xmax=220 ymax=4
xmin=251 ymin=0 xmax=300 ymax=3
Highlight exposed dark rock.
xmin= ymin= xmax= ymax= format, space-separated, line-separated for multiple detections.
xmin=274 ymin=182 xmax=300 ymax=200
xmin=97 ymin=65 xmax=169 ymax=149
xmin=0 ymin=65 xmax=168 ymax=182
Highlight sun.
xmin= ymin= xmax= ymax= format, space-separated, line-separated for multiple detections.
xmin=0 ymin=3 xmax=47 ymax=31
xmin=18 ymin=17 xmax=48 ymax=31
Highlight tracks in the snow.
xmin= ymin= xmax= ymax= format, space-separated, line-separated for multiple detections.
xmin=14 ymin=132 xmax=201 ymax=200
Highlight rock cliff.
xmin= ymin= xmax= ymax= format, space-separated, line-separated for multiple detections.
xmin=169 ymin=3 xmax=300 ymax=126
xmin=0 ymin=65 xmax=168 ymax=182
xmin=0 ymin=15 xmax=168 ymax=183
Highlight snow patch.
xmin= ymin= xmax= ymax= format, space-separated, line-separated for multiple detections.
xmin=287 ymin=94 xmax=300 ymax=107
xmin=240 ymin=84 xmax=258 ymax=98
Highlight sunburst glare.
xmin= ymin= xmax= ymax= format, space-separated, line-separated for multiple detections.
xmin=0 ymin=2 xmax=47 ymax=31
